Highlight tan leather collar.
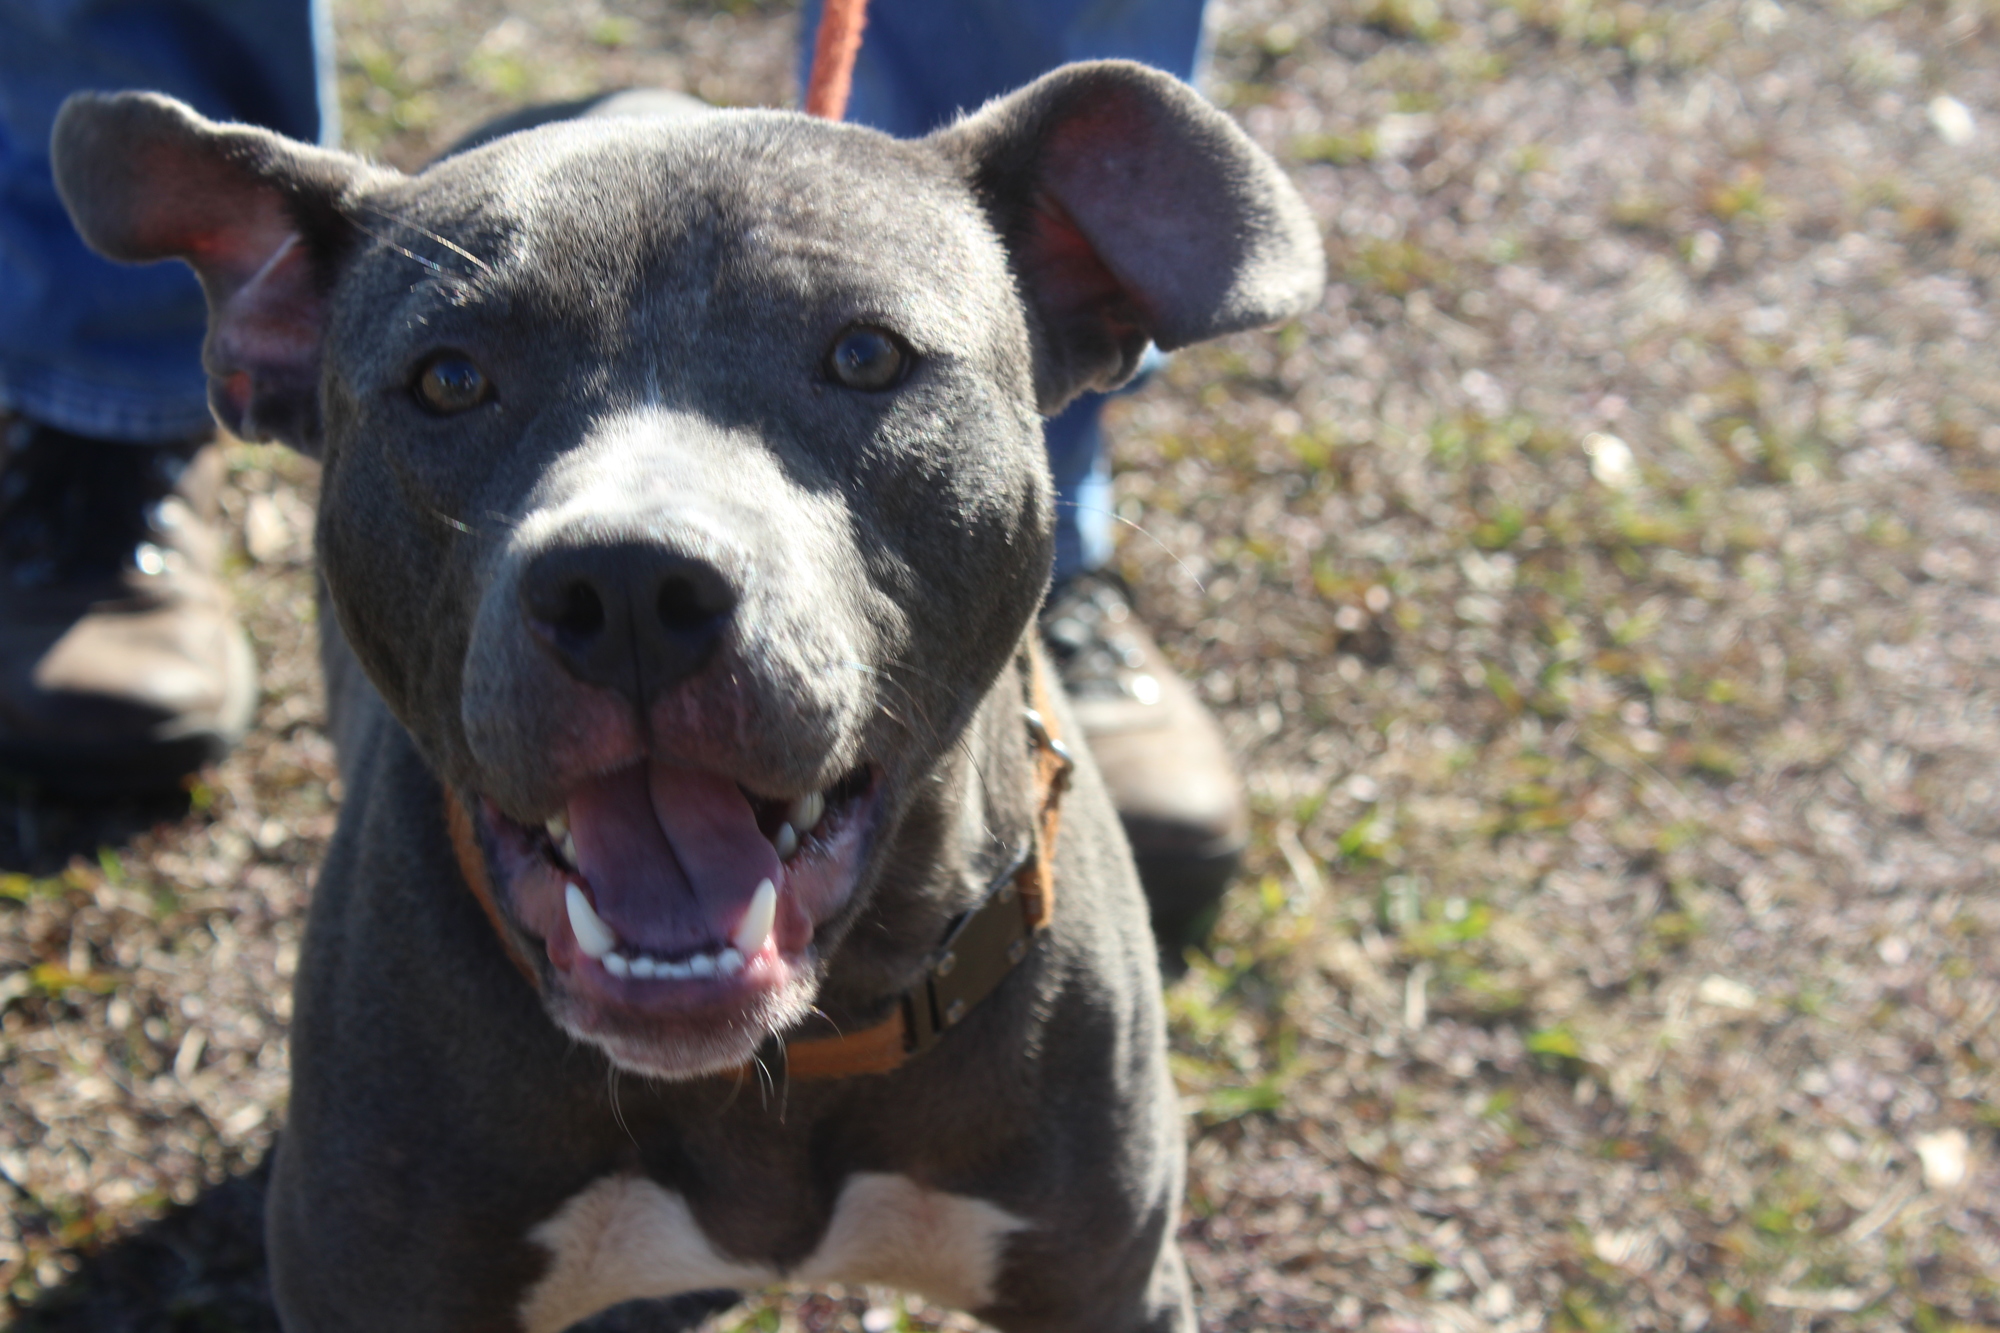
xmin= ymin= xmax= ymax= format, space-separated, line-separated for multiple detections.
xmin=779 ymin=644 xmax=1072 ymax=1079
xmin=443 ymin=644 xmax=1074 ymax=1080
xmin=445 ymin=788 xmax=543 ymax=987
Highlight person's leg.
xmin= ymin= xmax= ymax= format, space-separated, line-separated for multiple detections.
xmin=1043 ymin=398 xmax=1116 ymax=583
xmin=801 ymin=0 xmax=1246 ymax=968
xmin=0 ymin=0 xmax=330 ymax=439
xmin=0 ymin=0 xmax=327 ymax=792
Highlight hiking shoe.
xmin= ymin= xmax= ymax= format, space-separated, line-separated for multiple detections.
xmin=0 ymin=416 xmax=255 ymax=794
xmin=1040 ymin=570 xmax=1247 ymax=970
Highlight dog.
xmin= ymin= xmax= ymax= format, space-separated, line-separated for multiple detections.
xmin=52 ymin=62 xmax=1323 ymax=1331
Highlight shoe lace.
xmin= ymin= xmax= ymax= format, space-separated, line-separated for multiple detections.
xmin=0 ymin=420 xmax=192 ymax=589
xmin=1040 ymin=570 xmax=1151 ymax=700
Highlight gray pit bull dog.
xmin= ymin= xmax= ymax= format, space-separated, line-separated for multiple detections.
xmin=52 ymin=63 xmax=1323 ymax=1332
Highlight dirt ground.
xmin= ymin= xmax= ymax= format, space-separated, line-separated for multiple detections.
xmin=4 ymin=1 xmax=1999 ymax=1330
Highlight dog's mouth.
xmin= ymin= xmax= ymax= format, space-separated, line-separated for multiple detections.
xmin=482 ymin=760 xmax=878 ymax=1074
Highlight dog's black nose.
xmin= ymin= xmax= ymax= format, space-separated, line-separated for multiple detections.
xmin=520 ymin=542 xmax=738 ymax=704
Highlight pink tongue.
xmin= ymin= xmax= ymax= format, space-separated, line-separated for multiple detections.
xmin=564 ymin=763 xmax=780 ymax=955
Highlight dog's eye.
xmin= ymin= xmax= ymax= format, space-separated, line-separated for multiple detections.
xmin=414 ymin=354 xmax=492 ymax=415
xmin=824 ymin=326 xmax=910 ymax=392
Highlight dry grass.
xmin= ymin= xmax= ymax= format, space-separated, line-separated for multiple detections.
xmin=5 ymin=2 xmax=1999 ymax=1330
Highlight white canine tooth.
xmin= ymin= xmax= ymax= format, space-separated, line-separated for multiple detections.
xmin=717 ymin=947 xmax=744 ymax=975
xmin=688 ymin=953 xmax=716 ymax=978
xmin=735 ymin=878 xmax=777 ymax=957
xmin=787 ymin=792 xmax=825 ymax=833
xmin=565 ymin=883 xmax=617 ymax=960
xmin=774 ymin=823 xmax=798 ymax=860
xmin=630 ymin=955 xmax=658 ymax=979
xmin=604 ymin=952 xmax=630 ymax=978
xmin=545 ymin=811 xmax=569 ymax=842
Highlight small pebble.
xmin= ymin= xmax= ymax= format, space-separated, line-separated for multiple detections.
xmin=1928 ymin=95 xmax=1975 ymax=146
xmin=1583 ymin=432 xmax=1638 ymax=488
xmin=1697 ymin=974 xmax=1758 ymax=1011
xmin=1915 ymin=1128 xmax=1969 ymax=1189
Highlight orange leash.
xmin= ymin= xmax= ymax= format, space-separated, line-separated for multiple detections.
xmin=804 ymin=0 xmax=870 ymax=120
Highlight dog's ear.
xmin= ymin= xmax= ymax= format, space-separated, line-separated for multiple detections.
xmin=930 ymin=61 xmax=1326 ymax=414
xmin=52 ymin=91 xmax=387 ymax=453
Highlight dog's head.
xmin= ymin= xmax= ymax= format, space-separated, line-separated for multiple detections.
xmin=53 ymin=63 xmax=1323 ymax=1079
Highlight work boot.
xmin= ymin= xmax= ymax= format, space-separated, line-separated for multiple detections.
xmin=1041 ymin=570 xmax=1248 ymax=972
xmin=0 ymin=416 xmax=256 ymax=795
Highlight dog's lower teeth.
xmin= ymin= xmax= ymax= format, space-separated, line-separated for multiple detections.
xmin=774 ymin=822 xmax=798 ymax=859
xmin=598 ymin=945 xmax=745 ymax=981
xmin=735 ymin=878 xmax=777 ymax=957
xmin=575 ymin=877 xmax=773 ymax=978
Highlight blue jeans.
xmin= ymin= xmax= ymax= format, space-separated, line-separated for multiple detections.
xmin=801 ymin=0 xmax=1208 ymax=581
xmin=0 ymin=0 xmax=333 ymax=443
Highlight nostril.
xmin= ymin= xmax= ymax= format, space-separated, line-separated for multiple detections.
xmin=655 ymin=560 xmax=735 ymax=634
xmin=656 ymin=577 xmax=717 ymax=632
xmin=552 ymin=580 xmax=607 ymax=641
xmin=525 ymin=570 xmax=609 ymax=648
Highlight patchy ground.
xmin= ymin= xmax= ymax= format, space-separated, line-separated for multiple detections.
xmin=4 ymin=1 xmax=1999 ymax=1330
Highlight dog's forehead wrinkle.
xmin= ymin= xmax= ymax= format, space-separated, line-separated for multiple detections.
xmin=377 ymin=276 xmax=501 ymax=348
xmin=358 ymin=169 xmax=517 ymax=266
xmin=352 ymin=196 xmax=499 ymax=278
xmin=487 ymin=126 xmax=994 ymax=325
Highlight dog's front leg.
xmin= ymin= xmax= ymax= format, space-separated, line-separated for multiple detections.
xmin=976 ymin=1219 xmax=1196 ymax=1333
xmin=266 ymin=1158 xmax=554 ymax=1332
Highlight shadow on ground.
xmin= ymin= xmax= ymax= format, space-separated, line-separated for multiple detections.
xmin=10 ymin=1150 xmax=740 ymax=1332
xmin=8 ymin=1160 xmax=275 ymax=1333
xmin=0 ymin=787 xmax=190 ymax=877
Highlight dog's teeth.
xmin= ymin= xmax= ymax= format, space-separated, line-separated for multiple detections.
xmin=659 ymin=958 xmax=690 ymax=980
xmin=603 ymin=952 xmax=630 ymax=978
xmin=688 ymin=953 xmax=716 ymax=978
xmin=545 ymin=813 xmax=579 ymax=865
xmin=630 ymin=955 xmax=658 ymax=979
xmin=565 ymin=883 xmax=617 ymax=959
xmin=717 ymin=947 xmax=744 ymax=975
xmin=774 ymin=823 xmax=798 ymax=860
xmin=735 ymin=878 xmax=777 ymax=957
xmin=786 ymin=792 xmax=825 ymax=833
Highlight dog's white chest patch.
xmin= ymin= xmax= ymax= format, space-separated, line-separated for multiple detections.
xmin=519 ymin=1172 xmax=1028 ymax=1333
xmin=788 ymin=1173 xmax=1028 ymax=1308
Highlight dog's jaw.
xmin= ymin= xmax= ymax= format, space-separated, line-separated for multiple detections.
xmin=478 ymin=768 xmax=881 ymax=1079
